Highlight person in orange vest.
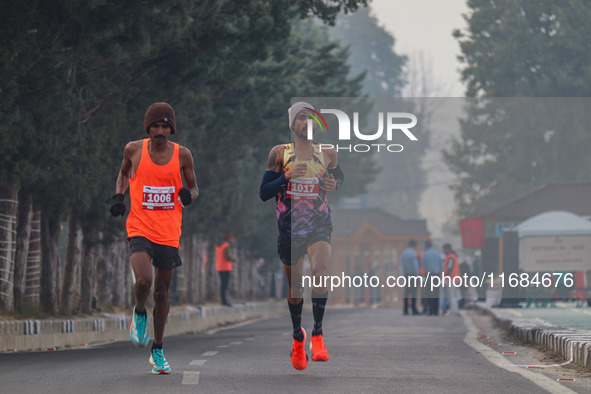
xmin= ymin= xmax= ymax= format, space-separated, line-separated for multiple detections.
xmin=216 ymin=234 xmax=237 ymax=307
xmin=110 ymin=102 xmax=199 ymax=374
xmin=442 ymin=244 xmax=460 ymax=316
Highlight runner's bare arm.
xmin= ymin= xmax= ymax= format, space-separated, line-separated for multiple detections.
xmin=180 ymin=147 xmax=199 ymax=201
xmin=115 ymin=142 xmax=137 ymax=195
xmin=265 ymin=145 xmax=284 ymax=173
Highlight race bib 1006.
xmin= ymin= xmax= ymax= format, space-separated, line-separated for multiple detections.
xmin=286 ymin=177 xmax=319 ymax=200
xmin=142 ymin=186 xmax=175 ymax=210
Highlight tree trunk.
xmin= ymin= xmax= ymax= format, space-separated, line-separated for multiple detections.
xmin=242 ymin=252 xmax=249 ymax=300
xmin=24 ymin=210 xmax=41 ymax=307
xmin=0 ymin=183 xmax=19 ymax=311
xmin=13 ymin=192 xmax=33 ymax=312
xmin=205 ymin=240 xmax=216 ymax=301
xmin=237 ymin=250 xmax=247 ymax=300
xmin=123 ymin=241 xmax=133 ymax=308
xmin=193 ymin=234 xmax=204 ymax=304
xmin=40 ymin=212 xmax=61 ymax=316
xmin=110 ymin=240 xmax=128 ymax=308
xmin=60 ymin=213 xmax=83 ymax=316
xmin=96 ymin=239 xmax=113 ymax=306
xmin=80 ymin=241 xmax=100 ymax=314
xmin=178 ymin=234 xmax=192 ymax=304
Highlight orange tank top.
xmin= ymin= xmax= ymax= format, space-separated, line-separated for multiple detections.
xmin=216 ymin=242 xmax=233 ymax=271
xmin=126 ymin=139 xmax=183 ymax=248
xmin=444 ymin=253 xmax=460 ymax=279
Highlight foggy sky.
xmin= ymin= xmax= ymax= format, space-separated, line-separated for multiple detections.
xmin=370 ymin=0 xmax=468 ymax=97
xmin=369 ymin=0 xmax=469 ymax=238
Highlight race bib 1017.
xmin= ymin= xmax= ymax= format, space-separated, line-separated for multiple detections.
xmin=286 ymin=177 xmax=319 ymax=200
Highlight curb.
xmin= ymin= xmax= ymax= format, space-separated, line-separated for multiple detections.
xmin=0 ymin=302 xmax=286 ymax=353
xmin=473 ymin=302 xmax=591 ymax=370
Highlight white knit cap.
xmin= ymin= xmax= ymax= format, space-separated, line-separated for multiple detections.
xmin=288 ymin=102 xmax=314 ymax=130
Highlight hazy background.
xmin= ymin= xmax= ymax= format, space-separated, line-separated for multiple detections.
xmin=372 ymin=0 xmax=468 ymax=97
xmin=368 ymin=0 xmax=469 ymax=237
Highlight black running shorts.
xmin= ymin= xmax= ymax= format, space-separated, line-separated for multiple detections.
xmin=128 ymin=236 xmax=182 ymax=271
xmin=277 ymin=225 xmax=332 ymax=266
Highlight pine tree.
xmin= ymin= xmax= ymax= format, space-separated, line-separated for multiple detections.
xmin=446 ymin=1 xmax=591 ymax=216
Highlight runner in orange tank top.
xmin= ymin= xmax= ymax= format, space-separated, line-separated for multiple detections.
xmin=110 ymin=102 xmax=199 ymax=374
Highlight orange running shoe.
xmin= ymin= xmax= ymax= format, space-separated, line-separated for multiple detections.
xmin=310 ymin=334 xmax=329 ymax=361
xmin=290 ymin=328 xmax=308 ymax=370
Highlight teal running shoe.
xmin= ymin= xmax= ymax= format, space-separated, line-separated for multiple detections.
xmin=149 ymin=348 xmax=171 ymax=374
xmin=129 ymin=307 xmax=149 ymax=347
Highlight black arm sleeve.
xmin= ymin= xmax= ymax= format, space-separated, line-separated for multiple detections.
xmin=260 ymin=171 xmax=288 ymax=201
xmin=328 ymin=163 xmax=344 ymax=186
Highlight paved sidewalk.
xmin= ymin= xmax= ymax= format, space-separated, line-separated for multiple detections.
xmin=474 ymin=301 xmax=591 ymax=370
xmin=500 ymin=301 xmax=591 ymax=331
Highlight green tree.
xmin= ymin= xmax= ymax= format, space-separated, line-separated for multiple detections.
xmin=327 ymin=8 xmax=431 ymax=220
xmin=177 ymin=17 xmax=371 ymax=259
xmin=0 ymin=0 xmax=372 ymax=313
xmin=444 ymin=98 xmax=591 ymax=217
xmin=455 ymin=0 xmax=591 ymax=97
xmin=329 ymin=7 xmax=406 ymax=97
xmin=445 ymin=1 xmax=591 ymax=217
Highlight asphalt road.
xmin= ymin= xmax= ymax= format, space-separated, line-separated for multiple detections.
xmin=0 ymin=306 xmax=585 ymax=393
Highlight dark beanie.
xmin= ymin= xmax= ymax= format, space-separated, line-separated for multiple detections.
xmin=144 ymin=102 xmax=176 ymax=134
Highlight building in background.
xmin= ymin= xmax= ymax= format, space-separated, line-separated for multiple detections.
xmin=330 ymin=208 xmax=430 ymax=305
xmin=460 ymin=182 xmax=591 ymax=275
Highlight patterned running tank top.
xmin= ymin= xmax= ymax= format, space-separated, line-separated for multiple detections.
xmin=276 ymin=142 xmax=332 ymax=237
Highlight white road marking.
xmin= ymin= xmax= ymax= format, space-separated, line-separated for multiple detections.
xmin=182 ymin=371 xmax=200 ymax=385
xmin=216 ymin=345 xmax=230 ymax=348
xmin=230 ymin=341 xmax=242 ymax=345
xmin=189 ymin=359 xmax=206 ymax=366
xmin=461 ymin=312 xmax=576 ymax=394
xmin=202 ymin=351 xmax=218 ymax=356
xmin=205 ymin=317 xmax=269 ymax=334
xmin=245 ymin=337 xmax=255 ymax=341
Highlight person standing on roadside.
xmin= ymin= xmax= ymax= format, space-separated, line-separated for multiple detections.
xmin=400 ymin=240 xmax=420 ymax=315
xmin=216 ymin=234 xmax=237 ymax=307
xmin=421 ymin=240 xmax=443 ymax=315
xmin=442 ymin=243 xmax=460 ymax=316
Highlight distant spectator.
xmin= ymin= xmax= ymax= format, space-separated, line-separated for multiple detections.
xmin=421 ymin=240 xmax=443 ymax=315
xmin=216 ymin=234 xmax=237 ymax=307
xmin=401 ymin=240 xmax=420 ymax=315
xmin=472 ymin=250 xmax=485 ymax=301
xmin=442 ymin=244 xmax=460 ymax=316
